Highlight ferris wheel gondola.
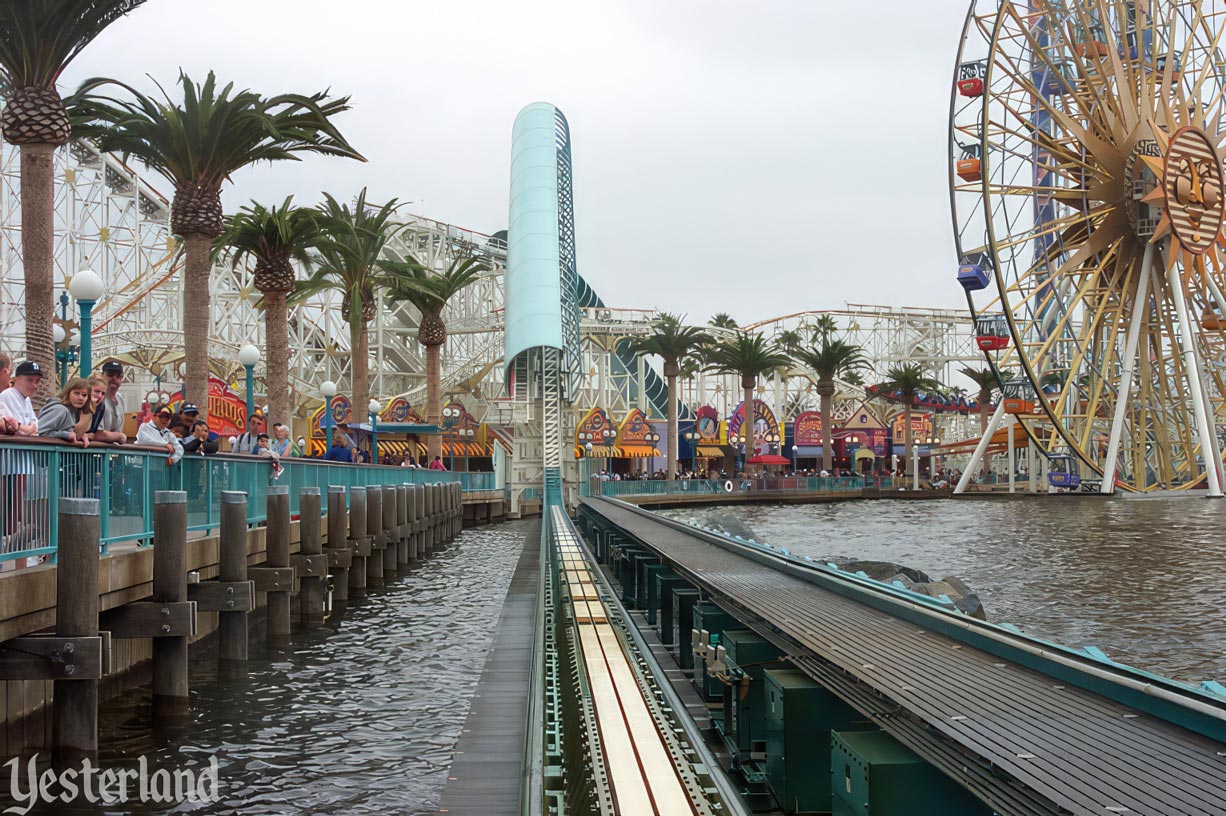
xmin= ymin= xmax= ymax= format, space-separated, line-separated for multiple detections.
xmin=950 ymin=0 xmax=1226 ymax=495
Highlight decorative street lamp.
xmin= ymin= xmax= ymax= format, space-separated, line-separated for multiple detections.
xmin=684 ymin=429 xmax=701 ymax=471
xmin=321 ymin=380 xmax=338 ymax=450
xmin=237 ymin=344 xmax=260 ymax=431
xmin=368 ymin=399 xmax=382 ymax=464
xmin=791 ymin=443 xmax=798 ymax=473
xmin=68 ymin=269 xmax=104 ymax=377
xmin=296 ymin=436 xmax=307 ymax=457
xmin=52 ymin=324 xmax=73 ymax=386
xmin=583 ymin=441 xmax=594 ymax=496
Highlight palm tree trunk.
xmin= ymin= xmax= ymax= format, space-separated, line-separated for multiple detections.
xmin=819 ymin=379 xmax=834 ymax=473
xmin=904 ymin=401 xmax=914 ymax=489
xmin=351 ymin=319 xmax=369 ymax=426
xmin=667 ymin=371 xmax=679 ymax=479
xmin=743 ymin=384 xmax=754 ymax=474
xmin=182 ymin=233 xmax=213 ymax=414
xmin=264 ymin=291 xmax=290 ymax=429
xmin=21 ymin=144 xmax=56 ymax=408
xmin=426 ymin=343 xmax=442 ymax=462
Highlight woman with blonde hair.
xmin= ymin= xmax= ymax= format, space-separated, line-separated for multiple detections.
xmin=38 ymin=377 xmax=94 ymax=445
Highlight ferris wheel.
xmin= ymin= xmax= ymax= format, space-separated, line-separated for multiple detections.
xmin=950 ymin=0 xmax=1226 ymax=494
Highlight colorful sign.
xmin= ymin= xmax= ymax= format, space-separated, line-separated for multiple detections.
xmin=694 ymin=405 xmax=720 ymax=441
xmin=379 ymin=396 xmax=423 ymax=423
xmin=727 ymin=399 xmax=782 ymax=454
xmin=840 ymin=402 xmax=889 ymax=455
xmin=170 ymin=377 xmax=248 ymax=437
xmin=793 ymin=411 xmax=824 ymax=446
xmin=891 ymin=411 xmax=933 ymax=441
xmin=309 ymin=395 xmax=352 ymax=439
xmin=617 ymin=408 xmax=658 ymax=449
xmin=576 ymin=406 xmax=617 ymax=454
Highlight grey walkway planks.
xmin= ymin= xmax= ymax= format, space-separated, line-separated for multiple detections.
xmin=585 ymin=498 xmax=1226 ymax=816
xmin=438 ymin=522 xmax=540 ymax=815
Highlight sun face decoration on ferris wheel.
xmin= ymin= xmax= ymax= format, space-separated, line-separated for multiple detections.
xmin=951 ymin=0 xmax=1226 ymax=494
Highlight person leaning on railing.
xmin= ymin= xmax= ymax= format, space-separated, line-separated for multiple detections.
xmin=181 ymin=420 xmax=220 ymax=455
xmin=37 ymin=376 xmax=96 ymax=446
xmin=0 ymin=361 xmax=42 ymax=437
xmin=135 ymin=404 xmax=184 ymax=465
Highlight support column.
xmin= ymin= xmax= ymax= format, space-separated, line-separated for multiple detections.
xmin=1168 ymin=260 xmax=1223 ymax=496
xmin=52 ymin=497 xmax=100 ymax=771
xmin=366 ymin=484 xmax=385 ymax=585
xmin=152 ymin=491 xmax=189 ymax=720
xmin=955 ymin=402 xmax=1008 ymax=493
xmin=1102 ymin=244 xmax=1153 ymax=493
xmin=408 ymin=485 xmax=421 ymax=560
xmin=348 ymin=486 xmax=369 ymax=594
xmin=325 ymin=485 xmax=352 ymax=605
xmin=382 ymin=485 xmax=398 ymax=574
xmin=396 ymin=484 xmax=410 ymax=566
xmin=265 ymin=485 xmax=292 ymax=637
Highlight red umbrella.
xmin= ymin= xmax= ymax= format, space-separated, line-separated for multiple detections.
xmin=748 ymin=454 xmax=791 ymax=465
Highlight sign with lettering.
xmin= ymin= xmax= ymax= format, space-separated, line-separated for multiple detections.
xmin=793 ymin=411 xmax=823 ymax=446
xmin=170 ymin=377 xmax=248 ymax=437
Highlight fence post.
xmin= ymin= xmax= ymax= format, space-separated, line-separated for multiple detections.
xmin=365 ymin=484 xmax=384 ymax=586
xmin=382 ymin=485 xmax=398 ymax=574
xmin=325 ymin=485 xmax=352 ymax=606
xmin=52 ymin=497 xmax=100 ymax=771
xmin=152 ymin=490 xmax=190 ymax=720
xmin=219 ymin=491 xmax=249 ymax=680
xmin=348 ymin=486 xmax=368 ymax=595
xmin=264 ymin=485 xmax=292 ymax=638
xmin=298 ymin=487 xmax=326 ymax=625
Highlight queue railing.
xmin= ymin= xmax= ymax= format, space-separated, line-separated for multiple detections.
xmin=0 ymin=438 xmax=494 ymax=566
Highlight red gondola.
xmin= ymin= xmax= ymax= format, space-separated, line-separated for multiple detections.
xmin=956 ymin=61 xmax=986 ymax=97
xmin=974 ymin=314 xmax=1010 ymax=351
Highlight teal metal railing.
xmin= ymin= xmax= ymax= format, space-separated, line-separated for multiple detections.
xmin=591 ymin=476 xmax=889 ymax=498
xmin=0 ymin=440 xmax=495 ymax=565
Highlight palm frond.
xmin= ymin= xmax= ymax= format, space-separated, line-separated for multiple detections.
xmin=0 ymin=0 xmax=145 ymax=89
xmin=214 ymin=196 xmax=320 ymax=268
xmin=624 ymin=313 xmax=713 ymax=366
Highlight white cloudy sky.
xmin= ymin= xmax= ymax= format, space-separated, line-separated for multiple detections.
xmin=61 ymin=0 xmax=971 ymax=325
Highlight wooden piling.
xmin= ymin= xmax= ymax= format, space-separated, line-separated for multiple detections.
xmin=152 ymin=491 xmax=190 ymax=720
xmin=219 ymin=491 xmax=249 ymax=679
xmin=348 ymin=486 xmax=368 ymax=594
xmin=366 ymin=484 xmax=384 ymax=586
xmin=326 ymin=486 xmax=351 ymax=605
xmin=382 ymin=485 xmax=398 ymax=573
xmin=395 ymin=484 xmax=410 ymax=566
xmin=52 ymin=497 xmax=100 ymax=771
xmin=264 ymin=485 xmax=292 ymax=638
xmin=425 ymin=483 xmax=436 ymax=552
xmin=298 ymin=487 xmax=326 ymax=624
xmin=408 ymin=485 xmax=421 ymax=560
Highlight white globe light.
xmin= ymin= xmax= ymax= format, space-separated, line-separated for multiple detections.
xmin=69 ymin=269 xmax=104 ymax=302
xmin=297 ymin=437 xmax=306 ymax=448
xmin=53 ymin=324 xmax=65 ymax=343
xmin=368 ymin=399 xmax=381 ymax=414
xmin=228 ymin=436 xmax=237 ymax=445
xmin=320 ymin=380 xmax=337 ymax=398
xmin=237 ymin=344 xmax=260 ymax=367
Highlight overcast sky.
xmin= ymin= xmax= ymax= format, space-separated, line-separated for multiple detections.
xmin=61 ymin=0 xmax=971 ymax=326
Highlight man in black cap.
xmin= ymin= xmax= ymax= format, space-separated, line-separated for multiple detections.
xmin=93 ymin=360 xmax=127 ymax=444
xmin=0 ymin=361 xmax=42 ymax=436
xmin=178 ymin=402 xmax=219 ymax=447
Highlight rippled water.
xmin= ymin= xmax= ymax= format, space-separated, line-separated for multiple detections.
xmin=660 ymin=497 xmax=1226 ymax=682
xmin=8 ymin=521 xmax=530 ymax=815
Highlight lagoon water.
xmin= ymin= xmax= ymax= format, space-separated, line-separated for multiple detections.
xmin=659 ymin=496 xmax=1226 ymax=682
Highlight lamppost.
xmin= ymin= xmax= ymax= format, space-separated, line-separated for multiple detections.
xmin=583 ymin=441 xmax=594 ymax=496
xmin=68 ymin=269 xmax=104 ymax=377
xmin=462 ymin=426 xmax=474 ymax=472
xmin=321 ymin=380 xmax=337 ymax=450
xmin=926 ymin=436 xmax=942 ymax=484
xmin=847 ymin=435 xmax=859 ymax=477
xmin=296 ymin=436 xmax=306 ymax=458
xmin=368 ymin=399 xmax=381 ymax=464
xmin=646 ymin=429 xmax=660 ymax=477
xmin=791 ymin=443 xmax=798 ymax=474
xmin=441 ymin=406 xmax=460 ymax=470
xmin=684 ymin=429 xmax=701 ymax=473
xmin=238 ymin=344 xmax=260 ymax=431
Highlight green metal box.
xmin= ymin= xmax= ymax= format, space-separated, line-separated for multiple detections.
xmin=764 ymin=669 xmax=868 ymax=814
xmin=641 ymin=564 xmax=670 ymax=625
xmin=830 ymin=730 xmax=991 ymax=816
xmin=672 ymin=588 xmax=702 ymax=670
xmin=693 ymin=603 xmax=742 ymax=701
xmin=722 ymin=630 xmax=782 ymax=759
xmin=634 ymin=553 xmax=661 ymax=609
xmin=655 ymin=575 xmax=690 ymax=644
xmin=620 ymin=548 xmax=652 ymax=608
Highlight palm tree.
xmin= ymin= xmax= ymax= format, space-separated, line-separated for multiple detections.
xmin=69 ymin=70 xmax=363 ymax=413
xmin=705 ymin=332 xmax=790 ymax=473
xmin=216 ymin=198 xmax=321 ymax=428
xmin=842 ymin=369 xmax=865 ymax=387
xmin=811 ymin=314 xmax=838 ymax=340
xmin=959 ymin=366 xmax=1002 ymax=434
xmin=777 ymin=329 xmax=804 ymax=355
xmin=381 ymin=253 xmax=489 ymax=461
xmin=709 ymin=313 xmax=738 ymax=330
xmin=877 ymin=364 xmax=940 ymax=488
xmin=0 ymin=0 xmax=147 ymax=403
xmin=795 ymin=336 xmax=870 ymax=473
xmin=292 ymin=190 xmax=399 ymax=426
xmin=625 ymin=314 xmax=713 ymax=479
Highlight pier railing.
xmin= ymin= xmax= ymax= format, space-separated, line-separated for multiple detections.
xmin=590 ymin=475 xmax=891 ymax=498
xmin=0 ymin=439 xmax=494 ymax=565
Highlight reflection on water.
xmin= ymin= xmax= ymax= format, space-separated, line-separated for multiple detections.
xmin=660 ymin=498 xmax=1226 ymax=682
xmin=35 ymin=521 xmax=528 ymax=815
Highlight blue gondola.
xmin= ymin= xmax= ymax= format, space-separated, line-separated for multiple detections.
xmin=1048 ymin=454 xmax=1081 ymax=490
xmin=958 ymin=250 xmax=992 ymax=291
xmin=1031 ymin=62 xmax=1069 ymax=96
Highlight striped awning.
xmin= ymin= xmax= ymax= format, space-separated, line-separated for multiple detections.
xmin=575 ymin=445 xmax=660 ymax=458
xmin=619 ymin=445 xmax=660 ymax=458
xmin=695 ymin=446 xmax=726 ymax=458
